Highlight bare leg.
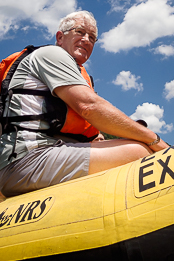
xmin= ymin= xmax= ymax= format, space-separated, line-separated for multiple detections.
xmin=89 ymin=139 xmax=152 ymax=174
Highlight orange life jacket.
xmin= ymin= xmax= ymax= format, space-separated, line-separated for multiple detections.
xmin=0 ymin=45 xmax=99 ymax=142
xmin=60 ymin=64 xmax=99 ymax=141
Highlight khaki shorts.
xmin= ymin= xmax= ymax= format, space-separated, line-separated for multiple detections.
xmin=0 ymin=142 xmax=91 ymax=197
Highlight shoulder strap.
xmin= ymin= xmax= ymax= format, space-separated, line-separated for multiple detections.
xmin=1 ymin=45 xmax=41 ymax=95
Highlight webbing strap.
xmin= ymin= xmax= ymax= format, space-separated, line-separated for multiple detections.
xmin=2 ymin=111 xmax=54 ymax=123
xmin=2 ymin=88 xmax=51 ymax=124
xmin=12 ymin=89 xmax=50 ymax=96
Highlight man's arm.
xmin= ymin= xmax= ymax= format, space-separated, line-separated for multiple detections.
xmin=54 ymin=84 xmax=169 ymax=152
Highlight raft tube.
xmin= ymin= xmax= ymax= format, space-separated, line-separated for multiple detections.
xmin=0 ymin=146 xmax=174 ymax=260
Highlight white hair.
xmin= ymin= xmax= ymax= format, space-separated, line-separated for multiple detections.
xmin=56 ymin=11 xmax=98 ymax=45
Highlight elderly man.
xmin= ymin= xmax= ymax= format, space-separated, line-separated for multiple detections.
xmin=0 ymin=11 xmax=169 ymax=197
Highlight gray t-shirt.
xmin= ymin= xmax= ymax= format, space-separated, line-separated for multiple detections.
xmin=0 ymin=46 xmax=90 ymax=170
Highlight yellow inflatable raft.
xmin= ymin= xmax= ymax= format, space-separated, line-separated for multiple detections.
xmin=1 ymin=146 xmax=174 ymax=260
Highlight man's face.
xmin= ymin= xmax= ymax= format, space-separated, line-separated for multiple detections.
xmin=57 ymin=18 xmax=97 ymax=64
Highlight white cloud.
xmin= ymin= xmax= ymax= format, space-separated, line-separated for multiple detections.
xmin=0 ymin=0 xmax=77 ymax=40
xmin=108 ymin=0 xmax=131 ymax=13
xmin=152 ymin=44 xmax=174 ymax=57
xmin=164 ymin=79 xmax=174 ymax=100
xmin=21 ymin=26 xmax=30 ymax=32
xmin=112 ymin=70 xmax=143 ymax=92
xmin=130 ymin=102 xmax=173 ymax=133
xmin=100 ymin=0 xmax=174 ymax=53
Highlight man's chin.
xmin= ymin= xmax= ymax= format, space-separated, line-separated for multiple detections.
xmin=74 ymin=54 xmax=88 ymax=64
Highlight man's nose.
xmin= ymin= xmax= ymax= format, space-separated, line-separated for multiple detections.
xmin=81 ymin=33 xmax=90 ymax=42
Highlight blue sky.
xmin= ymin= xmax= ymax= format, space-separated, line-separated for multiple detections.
xmin=1 ymin=0 xmax=174 ymax=144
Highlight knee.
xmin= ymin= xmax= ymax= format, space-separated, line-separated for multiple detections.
xmin=132 ymin=142 xmax=152 ymax=159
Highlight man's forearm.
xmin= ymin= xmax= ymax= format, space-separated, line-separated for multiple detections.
xmin=81 ymin=94 xmax=157 ymax=144
xmin=54 ymin=84 xmax=168 ymax=151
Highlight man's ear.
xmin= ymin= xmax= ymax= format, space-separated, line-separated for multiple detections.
xmin=56 ymin=31 xmax=64 ymax=46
